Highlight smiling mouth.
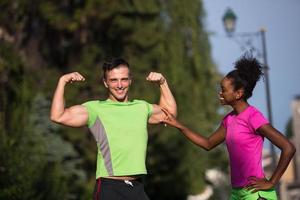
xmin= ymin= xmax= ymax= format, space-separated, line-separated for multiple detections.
xmin=116 ymin=89 xmax=125 ymax=94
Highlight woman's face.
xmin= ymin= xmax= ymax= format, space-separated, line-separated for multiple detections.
xmin=219 ymin=77 xmax=239 ymax=105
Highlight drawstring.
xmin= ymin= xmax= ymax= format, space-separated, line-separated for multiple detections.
xmin=94 ymin=179 xmax=101 ymax=200
xmin=124 ymin=180 xmax=134 ymax=187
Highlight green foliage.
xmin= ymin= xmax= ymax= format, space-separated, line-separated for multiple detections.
xmin=0 ymin=0 xmax=227 ymax=199
xmin=0 ymin=43 xmax=87 ymax=199
xmin=30 ymin=94 xmax=88 ymax=199
xmin=143 ymin=0 xmax=226 ymax=198
xmin=0 ymin=43 xmax=46 ymax=199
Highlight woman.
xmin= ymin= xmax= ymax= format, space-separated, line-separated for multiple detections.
xmin=162 ymin=54 xmax=295 ymax=199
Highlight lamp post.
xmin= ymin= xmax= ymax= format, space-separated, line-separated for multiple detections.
xmin=222 ymin=8 xmax=277 ymax=173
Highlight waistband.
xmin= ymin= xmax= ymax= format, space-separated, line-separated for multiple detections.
xmin=97 ymin=177 xmax=142 ymax=187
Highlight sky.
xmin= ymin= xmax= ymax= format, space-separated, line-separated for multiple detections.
xmin=202 ymin=0 xmax=300 ymax=139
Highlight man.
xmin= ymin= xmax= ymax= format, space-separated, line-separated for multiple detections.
xmin=50 ymin=58 xmax=177 ymax=200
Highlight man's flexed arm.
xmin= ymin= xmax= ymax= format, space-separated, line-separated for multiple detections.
xmin=50 ymin=72 xmax=88 ymax=127
xmin=146 ymin=72 xmax=177 ymax=124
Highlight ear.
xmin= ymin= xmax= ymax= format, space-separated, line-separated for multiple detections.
xmin=103 ymin=78 xmax=108 ymax=88
xmin=129 ymin=78 xmax=132 ymax=86
xmin=235 ymin=89 xmax=244 ymax=100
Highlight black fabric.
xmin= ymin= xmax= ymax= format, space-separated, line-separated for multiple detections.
xmin=257 ymin=194 xmax=267 ymax=200
xmin=93 ymin=178 xmax=150 ymax=200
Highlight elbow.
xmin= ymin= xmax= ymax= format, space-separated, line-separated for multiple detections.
xmin=285 ymin=142 xmax=296 ymax=157
xmin=192 ymin=137 xmax=212 ymax=151
xmin=202 ymin=143 xmax=213 ymax=151
xmin=170 ymin=107 xmax=177 ymax=117
xmin=204 ymin=146 xmax=213 ymax=151
xmin=167 ymin=102 xmax=177 ymax=117
xmin=161 ymin=107 xmax=177 ymax=117
xmin=50 ymin=115 xmax=61 ymax=124
xmin=290 ymin=143 xmax=296 ymax=156
xmin=203 ymin=147 xmax=210 ymax=151
xmin=172 ymin=111 xmax=177 ymax=117
xmin=173 ymin=104 xmax=177 ymax=117
xmin=50 ymin=116 xmax=58 ymax=123
xmin=50 ymin=109 xmax=58 ymax=123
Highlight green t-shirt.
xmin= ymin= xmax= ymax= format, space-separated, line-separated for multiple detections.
xmin=82 ymin=99 xmax=153 ymax=178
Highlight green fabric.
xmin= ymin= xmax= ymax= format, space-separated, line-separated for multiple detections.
xmin=230 ymin=188 xmax=277 ymax=200
xmin=83 ymin=99 xmax=153 ymax=178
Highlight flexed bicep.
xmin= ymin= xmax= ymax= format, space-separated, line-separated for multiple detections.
xmin=50 ymin=72 xmax=87 ymax=127
xmin=148 ymin=104 xmax=164 ymax=124
xmin=51 ymin=105 xmax=88 ymax=127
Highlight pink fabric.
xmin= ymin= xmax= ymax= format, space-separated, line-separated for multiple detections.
xmin=222 ymin=106 xmax=269 ymax=187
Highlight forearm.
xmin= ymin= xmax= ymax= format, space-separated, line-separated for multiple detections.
xmin=50 ymin=78 xmax=67 ymax=121
xmin=269 ymin=144 xmax=296 ymax=185
xmin=177 ymin=124 xmax=211 ymax=150
xmin=159 ymin=80 xmax=177 ymax=116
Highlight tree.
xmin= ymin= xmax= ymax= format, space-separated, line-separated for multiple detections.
xmin=143 ymin=1 xmax=227 ymax=198
xmin=0 ymin=42 xmax=42 ymax=199
xmin=0 ymin=0 xmax=227 ymax=199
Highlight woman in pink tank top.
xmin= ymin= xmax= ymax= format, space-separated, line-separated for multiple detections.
xmin=162 ymin=54 xmax=295 ymax=200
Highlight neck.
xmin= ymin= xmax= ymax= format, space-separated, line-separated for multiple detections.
xmin=108 ymin=95 xmax=129 ymax=102
xmin=232 ymin=100 xmax=249 ymax=114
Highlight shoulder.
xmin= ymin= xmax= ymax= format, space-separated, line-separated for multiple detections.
xmin=247 ymin=105 xmax=269 ymax=130
xmin=132 ymin=99 xmax=151 ymax=104
xmin=82 ymin=100 xmax=108 ymax=112
xmin=248 ymin=106 xmax=265 ymax=118
xmin=132 ymin=99 xmax=152 ymax=108
xmin=132 ymin=99 xmax=153 ymax=115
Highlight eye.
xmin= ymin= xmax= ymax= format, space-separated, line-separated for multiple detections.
xmin=219 ymin=85 xmax=225 ymax=92
xmin=110 ymin=79 xmax=118 ymax=83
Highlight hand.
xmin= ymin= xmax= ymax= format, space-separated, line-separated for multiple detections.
xmin=146 ymin=72 xmax=166 ymax=85
xmin=244 ymin=177 xmax=275 ymax=193
xmin=60 ymin=72 xmax=85 ymax=84
xmin=160 ymin=107 xmax=182 ymax=128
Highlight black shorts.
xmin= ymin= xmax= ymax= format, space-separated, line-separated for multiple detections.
xmin=93 ymin=178 xmax=150 ymax=200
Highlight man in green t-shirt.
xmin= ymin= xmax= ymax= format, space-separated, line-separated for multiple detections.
xmin=50 ymin=58 xmax=177 ymax=200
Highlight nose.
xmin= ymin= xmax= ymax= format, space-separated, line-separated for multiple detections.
xmin=117 ymin=80 xmax=122 ymax=88
xmin=219 ymin=91 xmax=223 ymax=97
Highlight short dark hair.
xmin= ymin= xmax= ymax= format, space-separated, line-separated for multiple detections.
xmin=225 ymin=53 xmax=264 ymax=100
xmin=102 ymin=58 xmax=130 ymax=79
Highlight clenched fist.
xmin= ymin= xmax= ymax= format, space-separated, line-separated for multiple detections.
xmin=60 ymin=72 xmax=85 ymax=84
xmin=146 ymin=72 xmax=166 ymax=85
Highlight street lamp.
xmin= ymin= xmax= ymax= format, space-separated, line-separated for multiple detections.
xmin=222 ymin=8 xmax=277 ymax=172
xmin=222 ymin=8 xmax=237 ymax=37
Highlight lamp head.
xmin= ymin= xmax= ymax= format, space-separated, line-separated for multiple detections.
xmin=222 ymin=8 xmax=237 ymax=37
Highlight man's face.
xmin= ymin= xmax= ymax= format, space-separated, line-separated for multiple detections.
xmin=103 ymin=65 xmax=131 ymax=102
